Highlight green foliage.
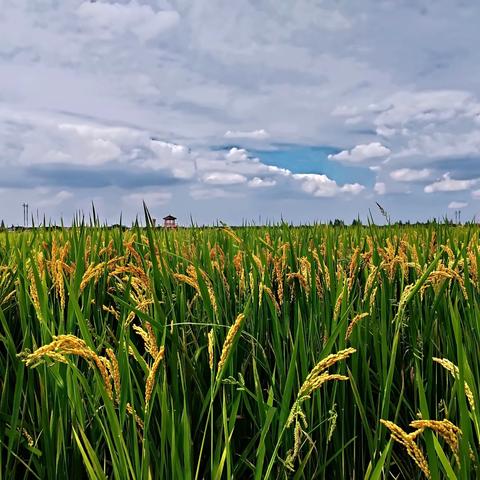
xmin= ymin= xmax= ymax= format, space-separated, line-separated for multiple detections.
xmin=0 ymin=222 xmax=479 ymax=478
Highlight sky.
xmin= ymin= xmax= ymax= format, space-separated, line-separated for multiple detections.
xmin=2 ymin=0 xmax=480 ymax=225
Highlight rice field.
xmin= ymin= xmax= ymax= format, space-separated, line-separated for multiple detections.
xmin=1 ymin=217 xmax=480 ymax=479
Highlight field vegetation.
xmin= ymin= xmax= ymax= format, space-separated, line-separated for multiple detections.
xmin=1 ymin=215 xmax=479 ymax=479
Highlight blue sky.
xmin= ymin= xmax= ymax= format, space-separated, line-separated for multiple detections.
xmin=1 ymin=0 xmax=480 ymax=224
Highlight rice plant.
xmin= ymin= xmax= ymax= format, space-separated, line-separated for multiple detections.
xmin=1 ymin=218 xmax=479 ymax=478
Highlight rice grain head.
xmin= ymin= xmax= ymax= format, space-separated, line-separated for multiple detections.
xmin=145 ymin=346 xmax=166 ymax=408
xmin=207 ymin=329 xmax=214 ymax=371
xmin=345 ymin=313 xmax=369 ymax=340
xmin=380 ymin=419 xmax=430 ymax=479
xmin=433 ymin=357 xmax=475 ymax=410
xmin=217 ymin=313 xmax=246 ymax=378
xmin=410 ymin=419 xmax=462 ymax=465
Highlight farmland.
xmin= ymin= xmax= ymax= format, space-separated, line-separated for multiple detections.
xmin=1 ymin=220 xmax=479 ymax=479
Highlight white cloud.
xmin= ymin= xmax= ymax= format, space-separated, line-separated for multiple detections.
xmin=76 ymin=2 xmax=180 ymax=42
xmin=344 ymin=116 xmax=364 ymax=125
xmin=448 ymin=201 xmax=468 ymax=209
xmin=0 ymin=111 xmax=200 ymax=180
xmin=248 ymin=177 xmax=277 ymax=188
xmin=373 ymin=90 xmax=480 ymax=128
xmin=3 ymin=1 xmax=480 ymax=224
xmin=396 ymin=130 xmax=480 ymax=159
xmin=424 ymin=173 xmax=477 ymax=193
xmin=38 ymin=190 xmax=74 ymax=207
xmin=390 ymin=168 xmax=431 ymax=182
xmin=224 ymin=129 xmax=270 ymax=140
xmin=225 ymin=148 xmax=249 ymax=163
xmin=376 ymin=126 xmax=396 ymax=137
xmin=202 ymin=172 xmax=248 ymax=185
xmin=124 ymin=191 xmax=172 ymax=206
xmin=332 ymin=105 xmax=359 ymax=117
xmin=374 ymin=182 xmax=386 ymax=195
xmin=190 ymin=188 xmax=236 ymax=200
xmin=147 ymin=140 xmax=196 ymax=179
xmin=328 ymin=142 xmax=391 ymax=163
xmin=292 ymin=173 xmax=364 ymax=197
xmin=472 ymin=189 xmax=480 ymax=199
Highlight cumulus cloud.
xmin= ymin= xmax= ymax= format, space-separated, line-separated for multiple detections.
xmin=350 ymin=88 xmax=480 ymax=187
xmin=190 ymin=188 xmax=237 ymax=200
xmin=202 ymin=172 xmax=248 ymax=185
xmin=373 ymin=90 xmax=480 ymax=129
xmin=374 ymin=182 xmax=386 ymax=195
xmin=248 ymin=177 xmax=277 ymax=188
xmin=4 ymin=1 xmax=480 ymax=223
xmin=376 ymin=126 xmax=397 ymax=138
xmin=224 ymin=129 xmax=270 ymax=140
xmin=331 ymin=105 xmax=359 ymax=117
xmin=37 ymin=190 xmax=74 ymax=207
xmin=328 ymin=142 xmax=391 ymax=163
xmin=448 ymin=201 xmax=468 ymax=209
xmin=124 ymin=191 xmax=172 ymax=206
xmin=0 ymin=113 xmax=200 ymax=187
xmin=292 ymin=174 xmax=364 ymax=197
xmin=390 ymin=168 xmax=431 ymax=182
xmin=76 ymin=2 xmax=180 ymax=42
xmin=396 ymin=130 xmax=480 ymax=159
xmin=424 ymin=173 xmax=477 ymax=193
xmin=225 ymin=148 xmax=249 ymax=163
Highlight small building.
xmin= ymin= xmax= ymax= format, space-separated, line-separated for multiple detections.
xmin=163 ymin=214 xmax=177 ymax=229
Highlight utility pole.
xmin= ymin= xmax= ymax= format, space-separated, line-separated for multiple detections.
xmin=454 ymin=210 xmax=462 ymax=225
xmin=21 ymin=203 xmax=30 ymax=227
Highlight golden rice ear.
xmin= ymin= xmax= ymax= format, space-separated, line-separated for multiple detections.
xmin=145 ymin=346 xmax=165 ymax=409
xmin=380 ymin=420 xmax=430 ymax=479
xmin=299 ymin=348 xmax=356 ymax=392
xmin=207 ymin=329 xmax=215 ymax=371
xmin=217 ymin=313 xmax=246 ymax=378
xmin=410 ymin=419 xmax=462 ymax=465
xmin=106 ymin=348 xmax=121 ymax=404
xmin=285 ymin=348 xmax=355 ymax=472
xmin=433 ymin=357 xmax=475 ymax=410
xmin=126 ymin=403 xmax=144 ymax=430
xmin=345 ymin=313 xmax=369 ymax=340
xmin=21 ymin=335 xmax=114 ymax=400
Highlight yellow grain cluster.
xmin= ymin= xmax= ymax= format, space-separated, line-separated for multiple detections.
xmin=106 ymin=348 xmax=121 ymax=404
xmin=433 ymin=357 xmax=475 ymax=410
xmin=80 ymin=262 xmax=106 ymax=292
xmin=378 ymin=237 xmax=409 ymax=280
xmin=285 ymin=348 xmax=355 ymax=470
xmin=19 ymin=427 xmax=34 ymax=447
xmin=132 ymin=323 xmax=158 ymax=359
xmin=207 ymin=329 xmax=214 ymax=371
xmin=380 ymin=420 xmax=430 ymax=479
xmin=345 ymin=312 xmax=369 ymax=340
xmin=296 ymin=348 xmax=355 ymax=401
xmin=48 ymin=240 xmax=72 ymax=310
xmin=217 ymin=313 xmax=246 ymax=378
xmin=22 ymin=334 xmax=113 ymax=400
xmin=348 ymin=247 xmax=361 ymax=291
xmin=145 ymin=346 xmax=166 ymax=408
xmin=174 ymin=265 xmax=218 ymax=315
xmin=410 ymin=419 xmax=462 ymax=465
